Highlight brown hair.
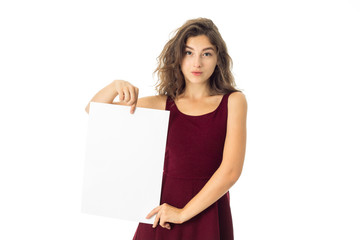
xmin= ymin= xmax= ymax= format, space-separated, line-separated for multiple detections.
xmin=153 ymin=17 xmax=242 ymax=100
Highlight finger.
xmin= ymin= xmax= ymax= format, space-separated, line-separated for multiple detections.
xmin=129 ymin=88 xmax=137 ymax=114
xmin=130 ymin=104 xmax=136 ymax=114
xmin=118 ymin=89 xmax=124 ymax=101
xmin=158 ymin=204 xmax=168 ymax=228
xmin=128 ymin=87 xmax=137 ymax=105
xmin=153 ymin=210 xmax=161 ymax=228
xmin=123 ymin=88 xmax=130 ymax=102
xmin=165 ymin=223 xmax=171 ymax=230
xmin=160 ymin=216 xmax=167 ymax=228
xmin=135 ymin=88 xmax=139 ymax=110
xmin=146 ymin=206 xmax=161 ymax=219
xmin=135 ymin=87 xmax=139 ymax=99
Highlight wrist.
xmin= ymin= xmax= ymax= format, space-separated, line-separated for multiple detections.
xmin=110 ymin=81 xmax=119 ymax=97
xmin=180 ymin=207 xmax=190 ymax=224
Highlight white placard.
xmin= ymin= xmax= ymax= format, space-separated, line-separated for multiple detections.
xmin=82 ymin=102 xmax=169 ymax=224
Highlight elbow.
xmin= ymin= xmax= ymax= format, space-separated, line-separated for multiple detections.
xmin=226 ymin=167 xmax=242 ymax=185
xmin=229 ymin=171 xmax=241 ymax=185
xmin=219 ymin=165 xmax=242 ymax=186
xmin=85 ymin=103 xmax=90 ymax=114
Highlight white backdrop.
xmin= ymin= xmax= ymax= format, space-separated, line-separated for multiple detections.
xmin=0 ymin=0 xmax=359 ymax=239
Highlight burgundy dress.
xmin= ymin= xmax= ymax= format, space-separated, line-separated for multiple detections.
xmin=133 ymin=92 xmax=234 ymax=240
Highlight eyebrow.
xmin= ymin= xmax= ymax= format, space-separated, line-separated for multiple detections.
xmin=185 ymin=46 xmax=215 ymax=52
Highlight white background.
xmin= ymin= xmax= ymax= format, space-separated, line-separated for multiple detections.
xmin=0 ymin=0 xmax=359 ymax=239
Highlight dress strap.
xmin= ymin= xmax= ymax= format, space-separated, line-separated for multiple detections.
xmin=166 ymin=95 xmax=175 ymax=111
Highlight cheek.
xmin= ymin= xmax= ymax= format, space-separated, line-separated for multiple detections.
xmin=180 ymin=59 xmax=189 ymax=71
xmin=213 ymin=58 xmax=218 ymax=68
xmin=208 ymin=61 xmax=217 ymax=72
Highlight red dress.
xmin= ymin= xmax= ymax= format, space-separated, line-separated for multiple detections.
xmin=133 ymin=92 xmax=234 ymax=240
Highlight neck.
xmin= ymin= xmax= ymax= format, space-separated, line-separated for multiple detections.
xmin=179 ymin=81 xmax=212 ymax=100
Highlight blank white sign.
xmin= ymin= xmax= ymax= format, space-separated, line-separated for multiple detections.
xmin=82 ymin=102 xmax=170 ymax=224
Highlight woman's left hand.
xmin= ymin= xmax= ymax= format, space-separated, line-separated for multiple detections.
xmin=146 ymin=203 xmax=185 ymax=230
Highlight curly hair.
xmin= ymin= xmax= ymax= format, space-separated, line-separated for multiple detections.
xmin=153 ymin=18 xmax=241 ymax=100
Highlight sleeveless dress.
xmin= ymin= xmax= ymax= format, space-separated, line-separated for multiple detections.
xmin=133 ymin=92 xmax=234 ymax=240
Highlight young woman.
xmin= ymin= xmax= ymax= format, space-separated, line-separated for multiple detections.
xmin=85 ymin=18 xmax=247 ymax=240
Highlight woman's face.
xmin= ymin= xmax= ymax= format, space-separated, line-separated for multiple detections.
xmin=180 ymin=35 xmax=218 ymax=86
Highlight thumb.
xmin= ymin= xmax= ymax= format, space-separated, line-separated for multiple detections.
xmin=165 ymin=223 xmax=171 ymax=230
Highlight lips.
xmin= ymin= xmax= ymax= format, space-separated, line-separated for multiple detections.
xmin=192 ymin=71 xmax=202 ymax=76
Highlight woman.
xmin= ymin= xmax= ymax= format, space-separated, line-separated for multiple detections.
xmin=85 ymin=17 xmax=247 ymax=240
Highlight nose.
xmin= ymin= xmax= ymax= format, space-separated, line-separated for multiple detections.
xmin=193 ymin=55 xmax=201 ymax=68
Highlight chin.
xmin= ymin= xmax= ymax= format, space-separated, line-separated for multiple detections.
xmin=186 ymin=76 xmax=210 ymax=84
xmin=187 ymin=79 xmax=207 ymax=85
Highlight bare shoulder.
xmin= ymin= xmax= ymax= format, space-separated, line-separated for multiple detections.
xmin=113 ymin=95 xmax=167 ymax=110
xmin=228 ymin=91 xmax=247 ymax=119
xmin=137 ymin=95 xmax=168 ymax=110
xmin=228 ymin=91 xmax=247 ymax=109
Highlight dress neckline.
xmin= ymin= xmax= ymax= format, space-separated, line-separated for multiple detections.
xmin=173 ymin=94 xmax=226 ymax=117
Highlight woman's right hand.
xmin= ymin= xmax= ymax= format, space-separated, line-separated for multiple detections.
xmin=113 ymin=80 xmax=139 ymax=114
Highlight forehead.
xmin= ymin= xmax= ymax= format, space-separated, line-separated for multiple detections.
xmin=185 ymin=35 xmax=215 ymax=49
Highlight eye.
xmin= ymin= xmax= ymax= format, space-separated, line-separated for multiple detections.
xmin=185 ymin=51 xmax=192 ymax=55
xmin=203 ymin=52 xmax=212 ymax=57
